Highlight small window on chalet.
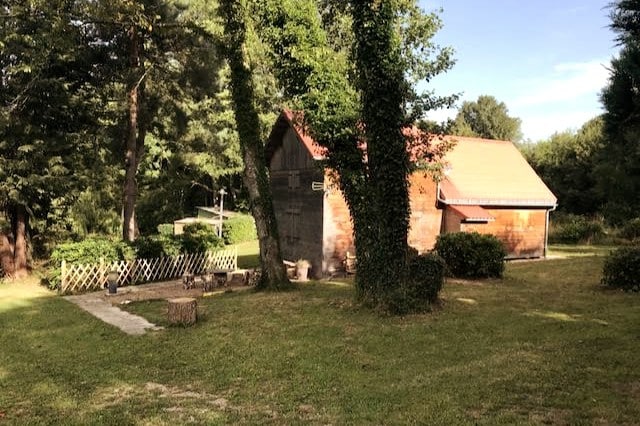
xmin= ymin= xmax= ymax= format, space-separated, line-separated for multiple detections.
xmin=288 ymin=171 xmax=300 ymax=190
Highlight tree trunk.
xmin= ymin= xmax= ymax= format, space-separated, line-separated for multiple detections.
xmin=0 ymin=229 xmax=15 ymax=279
xmin=12 ymin=205 xmax=29 ymax=278
xmin=122 ymin=25 xmax=145 ymax=242
xmin=351 ymin=1 xmax=410 ymax=310
xmin=167 ymin=297 xmax=197 ymax=326
xmin=221 ymin=0 xmax=290 ymax=290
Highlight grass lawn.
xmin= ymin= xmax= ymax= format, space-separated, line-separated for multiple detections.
xmin=1 ymin=254 xmax=639 ymax=424
xmin=233 ymin=239 xmax=260 ymax=269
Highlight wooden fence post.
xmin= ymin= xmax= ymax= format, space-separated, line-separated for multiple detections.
xmin=61 ymin=260 xmax=66 ymax=293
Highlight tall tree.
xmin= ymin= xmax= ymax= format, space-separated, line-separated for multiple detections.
xmin=523 ymin=117 xmax=605 ymax=215
xmin=599 ymin=0 xmax=640 ymax=223
xmin=257 ymin=0 xmax=454 ymax=311
xmin=0 ymin=0 xmax=100 ymax=277
xmin=349 ymin=0 xmax=410 ymax=308
xmin=84 ymin=0 xmax=233 ymax=241
xmin=219 ymin=0 xmax=290 ymax=290
xmin=451 ymin=95 xmax=522 ymax=141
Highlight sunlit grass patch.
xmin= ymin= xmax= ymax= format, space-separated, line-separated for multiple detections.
xmin=0 ymin=250 xmax=639 ymax=424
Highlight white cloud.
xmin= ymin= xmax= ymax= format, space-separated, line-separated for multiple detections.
xmin=521 ymin=109 xmax=603 ymax=142
xmin=512 ymin=59 xmax=610 ymax=107
xmin=424 ymin=107 xmax=457 ymax=123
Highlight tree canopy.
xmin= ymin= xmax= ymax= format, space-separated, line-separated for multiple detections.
xmin=451 ymin=95 xmax=522 ymax=141
xmin=599 ymin=0 xmax=640 ymax=223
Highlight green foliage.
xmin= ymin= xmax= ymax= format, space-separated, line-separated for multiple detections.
xmin=221 ymin=0 xmax=291 ymax=290
xmin=387 ymin=252 xmax=445 ymax=315
xmin=47 ymin=237 xmax=135 ymax=289
xmin=180 ymin=222 xmax=224 ymax=254
xmin=620 ymin=218 xmax=640 ymax=241
xmin=157 ymin=224 xmax=175 ymax=236
xmin=549 ymin=214 xmax=605 ymax=244
xmin=599 ymin=1 xmax=640 ymax=224
xmin=601 ymin=245 xmax=640 ymax=292
xmin=258 ymin=0 xmax=455 ymax=311
xmin=133 ymin=235 xmax=183 ymax=259
xmin=222 ymin=215 xmax=257 ymax=244
xmin=522 ymin=117 xmax=605 ymax=216
xmin=68 ymin=189 xmax=121 ymax=238
xmin=434 ymin=232 xmax=506 ymax=278
xmin=450 ymin=95 xmax=522 ymax=141
xmin=50 ymin=238 xmax=135 ymax=267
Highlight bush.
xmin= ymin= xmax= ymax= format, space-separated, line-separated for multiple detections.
xmin=601 ymin=245 xmax=640 ymax=292
xmin=134 ymin=235 xmax=182 ymax=259
xmin=434 ymin=232 xmax=506 ymax=278
xmin=181 ymin=222 xmax=224 ymax=254
xmin=620 ymin=218 xmax=640 ymax=241
xmin=407 ymin=252 xmax=446 ymax=303
xmin=222 ymin=215 xmax=257 ymax=244
xmin=47 ymin=237 xmax=136 ymax=289
xmin=549 ymin=214 xmax=605 ymax=244
xmin=157 ymin=223 xmax=175 ymax=236
xmin=50 ymin=237 xmax=135 ymax=266
xmin=386 ymin=252 xmax=445 ymax=315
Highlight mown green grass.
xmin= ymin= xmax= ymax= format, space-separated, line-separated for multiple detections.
xmin=1 ymin=254 xmax=639 ymax=424
xmin=233 ymin=239 xmax=260 ymax=269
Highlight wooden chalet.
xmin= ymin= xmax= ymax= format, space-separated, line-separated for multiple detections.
xmin=266 ymin=110 xmax=557 ymax=278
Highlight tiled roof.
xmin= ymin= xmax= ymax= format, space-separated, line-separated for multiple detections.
xmin=281 ymin=110 xmax=327 ymax=159
xmin=439 ymin=136 xmax=557 ymax=207
xmin=269 ymin=111 xmax=557 ymax=208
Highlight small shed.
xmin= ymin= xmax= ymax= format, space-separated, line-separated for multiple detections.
xmin=266 ymin=110 xmax=557 ymax=278
xmin=173 ymin=207 xmax=234 ymax=235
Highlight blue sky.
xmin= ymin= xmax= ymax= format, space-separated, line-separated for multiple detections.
xmin=419 ymin=0 xmax=619 ymax=141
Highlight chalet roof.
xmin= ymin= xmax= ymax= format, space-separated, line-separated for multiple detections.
xmin=439 ymin=136 xmax=557 ymax=207
xmin=267 ymin=111 xmax=557 ymax=208
xmin=266 ymin=110 xmax=326 ymax=162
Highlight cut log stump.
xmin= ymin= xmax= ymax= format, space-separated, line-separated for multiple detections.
xmin=167 ymin=297 xmax=197 ymax=326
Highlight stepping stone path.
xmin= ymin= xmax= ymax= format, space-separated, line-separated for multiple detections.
xmin=64 ymin=294 xmax=163 ymax=335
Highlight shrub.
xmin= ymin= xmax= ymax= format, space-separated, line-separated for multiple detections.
xmin=434 ymin=232 xmax=506 ymax=278
xmin=50 ymin=237 xmax=135 ymax=266
xmin=407 ymin=252 xmax=446 ymax=303
xmin=157 ymin=223 xmax=175 ymax=236
xmin=180 ymin=222 xmax=224 ymax=254
xmin=47 ymin=237 xmax=135 ymax=289
xmin=620 ymin=218 xmax=640 ymax=241
xmin=222 ymin=215 xmax=257 ymax=244
xmin=386 ymin=252 xmax=445 ymax=315
xmin=134 ymin=235 xmax=182 ymax=259
xmin=549 ymin=214 xmax=604 ymax=244
xmin=601 ymin=245 xmax=640 ymax=292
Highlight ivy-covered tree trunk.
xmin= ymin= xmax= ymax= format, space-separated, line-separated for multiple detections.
xmin=351 ymin=0 xmax=410 ymax=309
xmin=122 ymin=25 xmax=146 ymax=242
xmin=220 ymin=0 xmax=290 ymax=290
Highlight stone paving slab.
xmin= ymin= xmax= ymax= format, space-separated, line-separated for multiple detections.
xmin=64 ymin=293 xmax=163 ymax=336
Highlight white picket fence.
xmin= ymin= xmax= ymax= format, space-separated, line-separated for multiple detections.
xmin=60 ymin=248 xmax=238 ymax=294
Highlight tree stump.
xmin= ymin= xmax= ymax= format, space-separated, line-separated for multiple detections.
xmin=167 ymin=297 xmax=197 ymax=326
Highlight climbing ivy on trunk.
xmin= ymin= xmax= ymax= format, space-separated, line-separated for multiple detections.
xmin=220 ymin=0 xmax=290 ymax=290
xmin=256 ymin=0 xmax=454 ymax=312
xmin=350 ymin=0 xmax=411 ymax=309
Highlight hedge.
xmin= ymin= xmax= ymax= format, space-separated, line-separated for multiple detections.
xmin=434 ymin=232 xmax=506 ymax=278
